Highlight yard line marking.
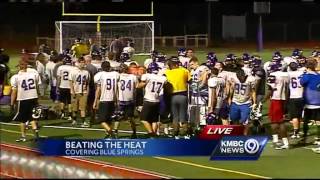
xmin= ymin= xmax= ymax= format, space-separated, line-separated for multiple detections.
xmin=153 ymin=157 xmax=272 ymax=179
xmin=0 ymin=129 xmax=48 ymax=138
xmin=0 ymin=122 xmax=148 ymax=134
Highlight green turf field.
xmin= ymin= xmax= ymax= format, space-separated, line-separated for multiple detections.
xmin=1 ymin=47 xmax=320 ymax=178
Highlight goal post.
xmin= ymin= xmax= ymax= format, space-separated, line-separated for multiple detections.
xmin=55 ymin=21 xmax=154 ymax=55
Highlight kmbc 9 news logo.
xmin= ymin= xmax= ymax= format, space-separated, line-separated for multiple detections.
xmin=210 ymin=136 xmax=268 ymax=161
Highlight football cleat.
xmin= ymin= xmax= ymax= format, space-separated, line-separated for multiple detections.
xmin=275 ymin=144 xmax=289 ymax=150
xmin=16 ymin=137 xmax=27 ymax=142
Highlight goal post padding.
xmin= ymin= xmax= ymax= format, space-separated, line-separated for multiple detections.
xmin=55 ymin=21 xmax=154 ymax=54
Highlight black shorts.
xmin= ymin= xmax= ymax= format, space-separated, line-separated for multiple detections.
xmin=97 ymin=101 xmax=115 ymax=123
xmin=13 ymin=98 xmax=38 ymax=123
xmin=87 ymin=86 xmax=96 ymax=107
xmin=288 ymin=98 xmax=304 ymax=119
xmin=304 ymin=108 xmax=320 ymax=121
xmin=140 ymin=101 xmax=160 ymax=123
xmin=135 ymin=88 xmax=144 ymax=106
xmin=119 ymin=101 xmax=135 ymax=119
xmin=59 ymin=88 xmax=71 ymax=104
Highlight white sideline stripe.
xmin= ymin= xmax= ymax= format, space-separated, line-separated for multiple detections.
xmin=153 ymin=157 xmax=272 ymax=179
xmin=0 ymin=122 xmax=148 ymax=134
xmin=0 ymin=129 xmax=48 ymax=138
xmin=0 ymin=172 xmax=22 ymax=179
xmin=0 ymin=143 xmax=173 ymax=179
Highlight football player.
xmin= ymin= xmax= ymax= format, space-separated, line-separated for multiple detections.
xmin=207 ymin=67 xmax=226 ymax=124
xmin=228 ymin=69 xmax=257 ymax=135
xmin=178 ymin=48 xmax=190 ymax=69
xmin=69 ymin=57 xmax=90 ymax=127
xmin=287 ymin=62 xmax=304 ymax=139
xmin=114 ymin=63 xmax=139 ymax=139
xmin=138 ymin=62 xmax=167 ymax=138
xmin=265 ymin=65 xmax=289 ymax=149
xmin=56 ymin=55 xmax=77 ymax=121
xmin=241 ymin=53 xmax=252 ymax=76
xmin=188 ymin=57 xmax=210 ymax=127
xmin=93 ymin=61 xmax=120 ymax=139
xmin=11 ymin=60 xmax=41 ymax=142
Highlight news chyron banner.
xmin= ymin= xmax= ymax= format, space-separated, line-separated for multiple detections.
xmin=37 ymin=125 xmax=268 ymax=160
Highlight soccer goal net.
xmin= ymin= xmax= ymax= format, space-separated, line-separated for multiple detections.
xmin=55 ymin=21 xmax=154 ymax=54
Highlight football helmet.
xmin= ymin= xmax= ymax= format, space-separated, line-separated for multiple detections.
xmin=292 ymin=49 xmax=302 ymax=59
xmin=63 ymin=54 xmax=72 ymax=65
xmin=251 ymin=56 xmax=262 ymax=68
xmin=206 ymin=52 xmax=218 ymax=68
xmin=32 ymin=106 xmax=44 ymax=120
xmin=289 ymin=62 xmax=299 ymax=71
xmin=111 ymin=110 xmax=125 ymax=121
xmin=242 ymin=53 xmax=250 ymax=62
xmin=273 ymin=51 xmax=282 ymax=58
xmin=267 ymin=75 xmax=276 ymax=84
xmin=224 ymin=53 xmax=236 ymax=64
xmin=205 ymin=112 xmax=218 ymax=125
xmin=311 ymin=50 xmax=320 ymax=57
xmin=178 ymin=48 xmax=187 ymax=57
xmin=151 ymin=50 xmax=159 ymax=59
xmin=120 ymin=52 xmax=130 ymax=63
xmin=147 ymin=62 xmax=160 ymax=74
xmin=250 ymin=102 xmax=263 ymax=121
xmin=155 ymin=54 xmax=166 ymax=63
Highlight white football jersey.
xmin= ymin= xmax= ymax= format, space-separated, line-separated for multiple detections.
xmin=283 ymin=57 xmax=297 ymax=71
xmin=242 ymin=66 xmax=252 ymax=76
xmin=69 ymin=68 xmax=90 ymax=94
xmin=179 ymin=56 xmax=190 ymax=69
xmin=218 ymin=70 xmax=237 ymax=83
xmin=287 ymin=70 xmax=304 ymax=99
xmin=208 ymin=76 xmax=225 ymax=109
xmin=118 ymin=73 xmax=138 ymax=102
xmin=268 ymin=71 xmax=289 ymax=100
xmin=141 ymin=73 xmax=167 ymax=102
xmin=191 ymin=65 xmax=209 ymax=82
xmin=95 ymin=71 xmax=120 ymax=102
xmin=230 ymin=75 xmax=256 ymax=105
xmin=92 ymin=61 xmax=102 ymax=72
xmin=57 ymin=65 xmax=76 ymax=89
xmin=11 ymin=71 xmax=40 ymax=101
xmin=22 ymin=68 xmax=42 ymax=85
xmin=45 ymin=61 xmax=56 ymax=86
xmin=94 ymin=71 xmax=103 ymax=84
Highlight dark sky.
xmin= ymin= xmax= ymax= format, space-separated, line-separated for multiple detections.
xmin=0 ymin=0 xmax=319 ymax=48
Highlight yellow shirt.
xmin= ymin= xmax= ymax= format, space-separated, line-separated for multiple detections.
xmin=71 ymin=43 xmax=89 ymax=58
xmin=165 ymin=67 xmax=191 ymax=93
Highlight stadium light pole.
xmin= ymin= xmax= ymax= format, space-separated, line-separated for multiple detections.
xmin=257 ymin=15 xmax=263 ymax=52
xmin=254 ymin=1 xmax=270 ymax=52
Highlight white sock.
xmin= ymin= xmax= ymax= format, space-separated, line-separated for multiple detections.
xmin=282 ymin=138 xmax=289 ymax=146
xmin=164 ymin=127 xmax=169 ymax=135
xmin=272 ymin=134 xmax=279 ymax=143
